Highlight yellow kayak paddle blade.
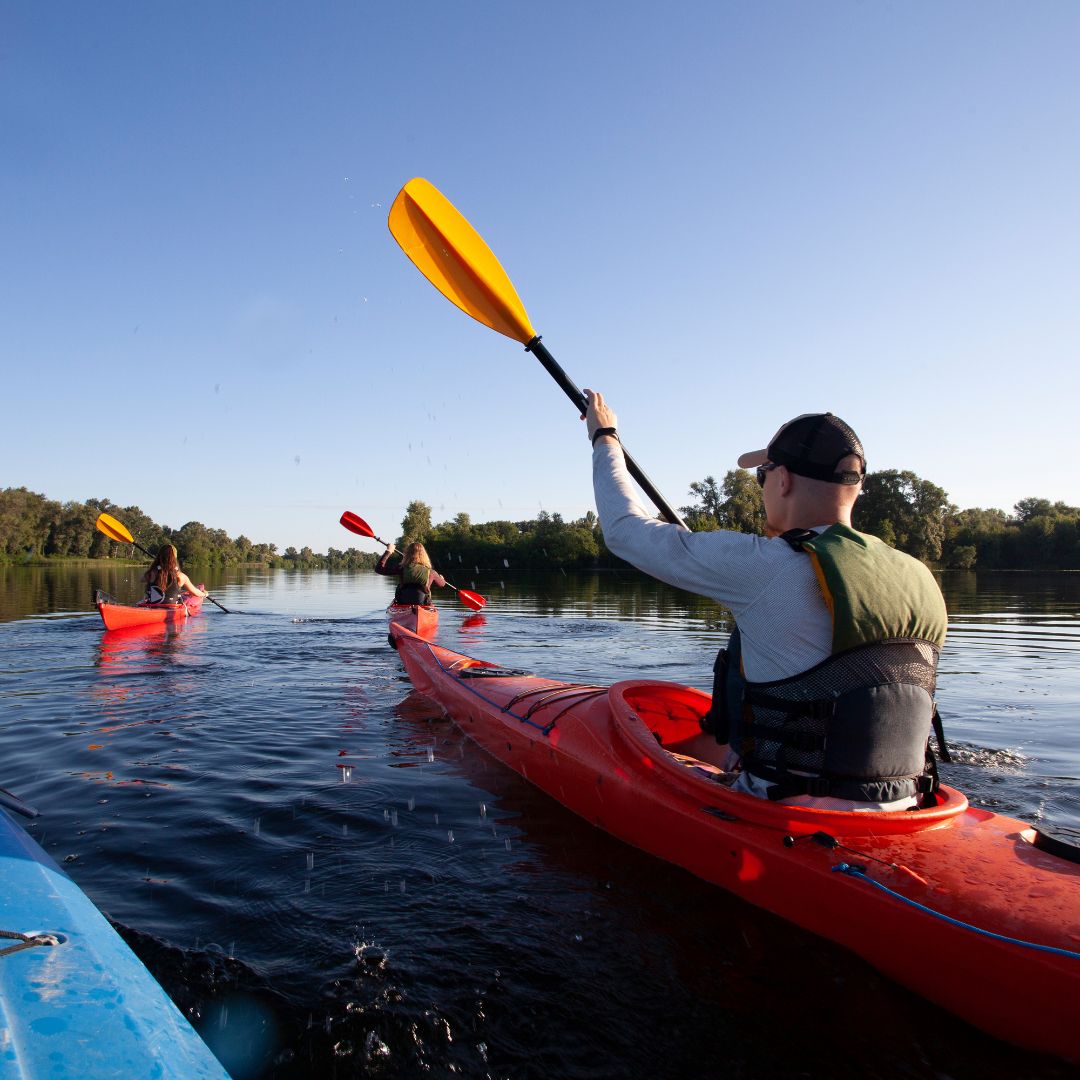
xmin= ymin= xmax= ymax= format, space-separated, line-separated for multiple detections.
xmin=388 ymin=178 xmax=536 ymax=345
xmin=95 ymin=512 xmax=134 ymax=545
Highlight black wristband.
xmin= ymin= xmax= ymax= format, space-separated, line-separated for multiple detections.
xmin=591 ymin=427 xmax=619 ymax=446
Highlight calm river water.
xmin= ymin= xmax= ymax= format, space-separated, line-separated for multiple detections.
xmin=1 ymin=564 xmax=1078 ymax=1079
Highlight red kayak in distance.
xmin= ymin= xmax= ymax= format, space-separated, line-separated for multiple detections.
xmin=95 ymin=588 xmax=205 ymax=632
xmin=388 ymin=621 xmax=1080 ymax=1063
xmin=386 ymin=602 xmax=438 ymax=641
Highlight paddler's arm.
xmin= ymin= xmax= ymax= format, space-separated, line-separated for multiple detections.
xmin=583 ymin=389 xmax=768 ymax=611
xmin=374 ymin=548 xmax=402 ymax=576
xmin=176 ymin=571 xmax=209 ymax=598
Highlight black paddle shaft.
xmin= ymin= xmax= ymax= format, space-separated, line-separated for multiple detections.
xmin=524 ymin=336 xmax=688 ymax=529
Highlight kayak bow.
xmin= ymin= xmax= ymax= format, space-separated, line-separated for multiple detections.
xmin=389 ymin=622 xmax=1080 ymax=1062
xmin=0 ymin=805 xmax=227 ymax=1078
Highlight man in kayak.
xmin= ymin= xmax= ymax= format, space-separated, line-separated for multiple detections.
xmin=584 ymin=390 xmax=948 ymax=812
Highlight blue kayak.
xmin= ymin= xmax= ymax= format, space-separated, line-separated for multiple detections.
xmin=0 ymin=798 xmax=228 ymax=1078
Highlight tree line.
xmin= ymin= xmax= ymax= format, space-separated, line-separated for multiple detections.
xmin=5 ymin=474 xmax=1079 ymax=573
xmin=676 ymin=470 xmax=1080 ymax=570
xmin=0 ymin=488 xmax=376 ymax=570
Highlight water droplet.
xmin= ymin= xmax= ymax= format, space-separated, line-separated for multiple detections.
xmin=341 ymin=766 xmax=353 ymax=783
xmin=504 ymin=838 xmax=512 ymax=851
xmin=306 ymin=852 xmax=315 ymax=871
xmin=447 ymin=829 xmax=455 ymax=843
xmin=479 ymin=802 xmax=487 ymax=818
xmin=407 ymin=797 xmax=415 ymax=811
xmin=253 ymin=817 xmax=261 ymax=836
xmin=427 ymin=747 xmax=435 ymax=763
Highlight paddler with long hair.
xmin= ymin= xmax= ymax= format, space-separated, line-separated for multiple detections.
xmin=374 ymin=541 xmax=447 ymax=605
xmin=584 ymin=390 xmax=948 ymax=812
xmin=141 ymin=544 xmax=209 ymax=604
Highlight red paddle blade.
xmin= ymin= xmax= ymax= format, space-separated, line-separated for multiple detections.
xmin=457 ymin=589 xmax=486 ymax=611
xmin=339 ymin=511 xmax=375 ymax=539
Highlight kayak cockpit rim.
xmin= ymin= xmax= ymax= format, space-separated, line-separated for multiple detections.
xmin=608 ymin=679 xmax=970 ymax=834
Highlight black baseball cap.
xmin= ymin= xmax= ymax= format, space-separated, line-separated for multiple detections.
xmin=737 ymin=413 xmax=866 ymax=485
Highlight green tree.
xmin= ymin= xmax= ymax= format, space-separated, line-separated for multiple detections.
xmin=855 ymin=470 xmax=953 ymax=562
xmin=1014 ymin=498 xmax=1055 ymax=523
xmin=681 ymin=471 xmax=764 ymax=534
xmin=944 ymin=507 xmax=1009 ymax=568
xmin=174 ymin=521 xmax=213 ymax=565
xmin=0 ymin=487 xmax=55 ymax=557
xmin=400 ymin=500 xmax=433 ymax=545
xmin=946 ymin=545 xmax=977 ymax=570
xmin=681 ymin=476 xmax=723 ymax=530
xmin=720 ymin=469 xmax=766 ymax=535
xmin=45 ymin=501 xmax=94 ymax=557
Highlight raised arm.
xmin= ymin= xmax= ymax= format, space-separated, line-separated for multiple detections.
xmin=374 ymin=546 xmax=402 ymax=577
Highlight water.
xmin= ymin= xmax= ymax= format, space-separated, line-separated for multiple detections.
xmin=1 ymin=565 xmax=1078 ymax=1079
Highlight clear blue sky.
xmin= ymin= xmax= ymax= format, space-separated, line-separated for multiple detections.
xmin=4 ymin=2 xmax=1078 ymax=554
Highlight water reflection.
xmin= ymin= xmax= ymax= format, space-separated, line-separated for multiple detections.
xmin=96 ymin=620 xmax=202 ymax=669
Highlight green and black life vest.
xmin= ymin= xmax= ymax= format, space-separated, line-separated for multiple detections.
xmin=704 ymin=524 xmax=949 ymax=804
xmin=396 ymin=562 xmax=432 ymax=605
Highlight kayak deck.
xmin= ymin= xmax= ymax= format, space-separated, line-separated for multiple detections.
xmin=0 ymin=806 xmax=227 ymax=1078
xmin=389 ymin=622 xmax=1080 ymax=1063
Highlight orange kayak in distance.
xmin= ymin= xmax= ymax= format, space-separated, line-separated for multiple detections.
xmin=95 ymin=589 xmax=205 ymax=631
xmin=389 ymin=622 xmax=1080 ymax=1063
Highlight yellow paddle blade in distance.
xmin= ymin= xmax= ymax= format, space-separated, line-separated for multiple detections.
xmin=388 ymin=178 xmax=536 ymax=345
xmin=95 ymin=512 xmax=134 ymax=545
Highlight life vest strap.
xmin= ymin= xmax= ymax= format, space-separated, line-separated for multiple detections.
xmin=931 ymin=705 xmax=952 ymax=763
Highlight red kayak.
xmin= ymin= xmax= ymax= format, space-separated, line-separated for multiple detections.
xmin=95 ymin=589 xmax=205 ymax=631
xmin=387 ymin=602 xmax=438 ymax=641
xmin=389 ymin=622 xmax=1080 ymax=1062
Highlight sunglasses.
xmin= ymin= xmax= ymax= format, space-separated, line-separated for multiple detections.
xmin=755 ymin=462 xmax=780 ymax=488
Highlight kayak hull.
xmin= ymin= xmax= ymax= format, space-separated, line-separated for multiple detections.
xmin=387 ymin=602 xmax=438 ymax=640
xmin=96 ymin=589 xmax=204 ymax=631
xmin=0 ymin=806 xmax=227 ymax=1078
xmin=389 ymin=623 xmax=1080 ymax=1062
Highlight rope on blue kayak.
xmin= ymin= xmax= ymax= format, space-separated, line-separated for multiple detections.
xmin=832 ymin=862 xmax=1080 ymax=961
xmin=1 ymin=929 xmax=63 ymax=958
